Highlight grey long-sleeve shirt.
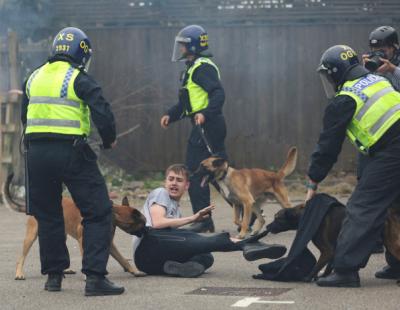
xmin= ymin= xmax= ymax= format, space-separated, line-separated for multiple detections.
xmin=381 ymin=65 xmax=400 ymax=91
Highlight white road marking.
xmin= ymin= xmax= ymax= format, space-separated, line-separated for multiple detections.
xmin=231 ymin=297 xmax=295 ymax=307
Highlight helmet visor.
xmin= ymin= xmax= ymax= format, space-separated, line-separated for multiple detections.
xmin=318 ymin=65 xmax=336 ymax=99
xmin=84 ymin=57 xmax=92 ymax=72
xmin=172 ymin=36 xmax=191 ymax=62
xmin=80 ymin=47 xmax=92 ymax=72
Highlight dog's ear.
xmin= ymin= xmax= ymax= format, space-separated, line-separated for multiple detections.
xmin=212 ymin=158 xmax=226 ymax=168
xmin=122 ymin=196 xmax=130 ymax=207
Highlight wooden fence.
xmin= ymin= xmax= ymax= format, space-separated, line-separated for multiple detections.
xmin=0 ymin=32 xmax=24 ymax=190
xmin=5 ymin=21 xmax=400 ymax=176
xmin=50 ymin=0 xmax=400 ymax=27
xmin=82 ymin=23 xmax=398 ymax=173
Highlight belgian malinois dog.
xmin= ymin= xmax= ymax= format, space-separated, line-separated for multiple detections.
xmin=197 ymin=147 xmax=297 ymax=238
xmin=3 ymin=173 xmax=147 ymax=280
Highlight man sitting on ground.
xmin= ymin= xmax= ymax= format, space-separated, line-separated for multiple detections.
xmin=133 ymin=164 xmax=286 ymax=277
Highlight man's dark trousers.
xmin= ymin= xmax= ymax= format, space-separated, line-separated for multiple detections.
xmin=27 ymin=139 xmax=112 ymax=276
xmin=185 ymin=114 xmax=227 ymax=213
xmin=333 ymin=137 xmax=400 ymax=271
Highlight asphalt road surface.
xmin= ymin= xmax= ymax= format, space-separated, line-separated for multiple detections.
xmin=0 ymin=192 xmax=398 ymax=310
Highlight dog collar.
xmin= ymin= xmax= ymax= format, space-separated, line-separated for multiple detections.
xmin=305 ymin=181 xmax=318 ymax=191
xmin=220 ymin=168 xmax=228 ymax=181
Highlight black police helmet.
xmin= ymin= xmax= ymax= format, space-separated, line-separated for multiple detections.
xmin=317 ymin=45 xmax=363 ymax=98
xmin=51 ymin=27 xmax=92 ymax=69
xmin=172 ymin=25 xmax=211 ymax=62
xmin=369 ymin=26 xmax=399 ymax=48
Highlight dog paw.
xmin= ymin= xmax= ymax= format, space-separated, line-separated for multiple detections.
xmin=63 ymin=269 xmax=76 ymax=275
xmin=235 ymin=234 xmax=246 ymax=239
xmin=133 ymin=271 xmax=147 ymax=277
xmin=126 ymin=268 xmax=147 ymax=277
xmin=15 ymin=275 xmax=26 ymax=280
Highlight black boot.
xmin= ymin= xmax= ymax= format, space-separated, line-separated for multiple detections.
xmin=316 ymin=271 xmax=360 ymax=287
xmin=375 ymin=265 xmax=400 ymax=279
xmin=163 ymin=261 xmax=205 ymax=278
xmin=242 ymin=242 xmax=287 ymax=261
xmin=85 ymin=275 xmax=125 ymax=296
xmin=187 ymin=218 xmax=215 ymax=233
xmin=44 ymin=273 xmax=63 ymax=292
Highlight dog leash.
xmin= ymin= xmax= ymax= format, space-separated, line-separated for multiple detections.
xmin=196 ymin=124 xmax=214 ymax=155
xmin=194 ymin=124 xmax=235 ymax=208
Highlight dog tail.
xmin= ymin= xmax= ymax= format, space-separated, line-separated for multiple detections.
xmin=277 ymin=147 xmax=298 ymax=178
xmin=2 ymin=173 xmax=26 ymax=213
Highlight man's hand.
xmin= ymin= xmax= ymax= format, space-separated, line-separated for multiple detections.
xmin=362 ymin=54 xmax=396 ymax=74
xmin=376 ymin=58 xmax=396 ymax=74
xmin=160 ymin=115 xmax=170 ymax=129
xmin=362 ymin=54 xmax=370 ymax=66
xmin=110 ymin=140 xmax=117 ymax=149
xmin=194 ymin=113 xmax=205 ymax=125
xmin=192 ymin=205 xmax=215 ymax=222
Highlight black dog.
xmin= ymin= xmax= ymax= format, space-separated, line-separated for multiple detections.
xmin=251 ymin=203 xmax=346 ymax=281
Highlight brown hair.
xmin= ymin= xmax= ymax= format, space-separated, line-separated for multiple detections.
xmin=165 ymin=164 xmax=189 ymax=180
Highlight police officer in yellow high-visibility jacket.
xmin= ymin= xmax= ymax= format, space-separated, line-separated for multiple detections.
xmin=305 ymin=45 xmax=400 ymax=288
xmin=160 ymin=25 xmax=227 ymax=233
xmin=21 ymin=27 xmax=124 ymax=296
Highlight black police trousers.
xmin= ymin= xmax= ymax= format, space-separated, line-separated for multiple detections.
xmin=134 ymin=228 xmax=240 ymax=275
xmin=333 ymin=137 xmax=400 ymax=272
xmin=358 ymin=152 xmax=400 ymax=271
xmin=27 ymin=139 xmax=112 ymax=276
xmin=186 ymin=115 xmax=227 ymax=214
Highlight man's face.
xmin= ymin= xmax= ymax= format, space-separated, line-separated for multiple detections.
xmin=165 ymin=171 xmax=189 ymax=200
xmin=179 ymin=43 xmax=188 ymax=58
xmin=372 ymin=45 xmax=395 ymax=59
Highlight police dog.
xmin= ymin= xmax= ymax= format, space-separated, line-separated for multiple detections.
xmin=270 ymin=203 xmax=345 ymax=281
xmin=3 ymin=173 xmax=147 ymax=280
xmin=269 ymin=202 xmax=400 ymax=282
xmin=198 ymin=147 xmax=297 ymax=239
